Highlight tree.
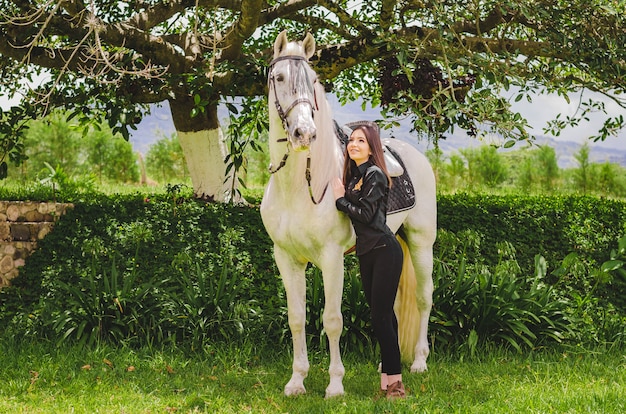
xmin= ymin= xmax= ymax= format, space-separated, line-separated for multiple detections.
xmin=517 ymin=155 xmax=535 ymax=192
xmin=425 ymin=146 xmax=444 ymax=184
xmin=459 ymin=147 xmax=480 ymax=189
xmin=592 ymin=162 xmax=624 ymax=197
xmin=445 ymin=153 xmax=467 ymax=191
xmin=535 ymin=145 xmax=559 ymax=191
xmin=10 ymin=110 xmax=139 ymax=183
xmin=84 ymin=131 xmax=140 ymax=183
xmin=1 ymin=1 xmax=624 ymax=201
xmin=145 ymin=133 xmax=188 ymax=183
xmin=572 ymin=143 xmax=592 ymax=194
xmin=463 ymin=145 xmax=508 ymax=187
xmin=576 ymin=161 xmax=626 ymax=198
xmin=18 ymin=111 xmax=82 ymax=180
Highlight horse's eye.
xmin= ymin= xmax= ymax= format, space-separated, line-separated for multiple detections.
xmin=276 ymin=73 xmax=285 ymax=82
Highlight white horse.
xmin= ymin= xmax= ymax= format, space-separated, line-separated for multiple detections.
xmin=260 ymin=30 xmax=437 ymax=398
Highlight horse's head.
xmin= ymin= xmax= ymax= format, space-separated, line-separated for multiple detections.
xmin=268 ymin=30 xmax=318 ymax=151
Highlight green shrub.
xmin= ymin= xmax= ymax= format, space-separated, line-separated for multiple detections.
xmin=431 ymin=229 xmax=574 ymax=354
xmin=598 ymin=234 xmax=626 ymax=314
xmin=1 ymin=192 xmax=626 ymax=352
xmin=165 ymin=228 xmax=264 ymax=349
xmin=0 ymin=193 xmax=282 ymax=348
xmin=437 ymin=194 xmax=626 ymax=273
xmin=48 ymin=255 xmax=164 ymax=347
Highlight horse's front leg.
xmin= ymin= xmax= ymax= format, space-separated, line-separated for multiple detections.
xmin=321 ymin=250 xmax=346 ymax=398
xmin=275 ymin=246 xmax=309 ymax=396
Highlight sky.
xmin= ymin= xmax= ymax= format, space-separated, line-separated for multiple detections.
xmin=501 ymin=90 xmax=626 ymax=150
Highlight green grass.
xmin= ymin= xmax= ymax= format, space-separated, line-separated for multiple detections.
xmin=1 ymin=337 xmax=624 ymax=413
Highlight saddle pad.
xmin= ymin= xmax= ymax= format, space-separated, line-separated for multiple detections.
xmin=386 ymin=146 xmax=416 ymax=214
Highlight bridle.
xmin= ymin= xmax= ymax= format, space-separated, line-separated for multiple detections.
xmin=268 ymin=55 xmax=316 ymax=135
xmin=267 ymin=54 xmax=327 ymax=204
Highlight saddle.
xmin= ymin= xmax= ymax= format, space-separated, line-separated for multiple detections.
xmin=385 ymin=145 xmax=416 ymax=214
xmin=383 ymin=144 xmax=404 ymax=177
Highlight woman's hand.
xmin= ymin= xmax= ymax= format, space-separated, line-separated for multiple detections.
xmin=332 ymin=177 xmax=345 ymax=200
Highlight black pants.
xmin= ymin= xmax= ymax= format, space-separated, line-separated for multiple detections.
xmin=358 ymin=233 xmax=403 ymax=375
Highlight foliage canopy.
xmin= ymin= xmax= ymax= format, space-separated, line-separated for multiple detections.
xmin=1 ymin=1 xmax=624 ymax=189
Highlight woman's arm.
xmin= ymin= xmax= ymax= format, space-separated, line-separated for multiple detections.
xmin=335 ymin=168 xmax=386 ymax=223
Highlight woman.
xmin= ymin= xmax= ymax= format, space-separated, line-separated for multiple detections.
xmin=332 ymin=121 xmax=405 ymax=399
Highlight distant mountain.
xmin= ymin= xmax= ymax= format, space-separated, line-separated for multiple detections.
xmin=385 ymin=126 xmax=626 ymax=169
xmin=131 ymin=100 xmax=626 ymax=169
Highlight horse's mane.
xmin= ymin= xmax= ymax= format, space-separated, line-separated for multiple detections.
xmin=310 ymin=79 xmax=344 ymax=201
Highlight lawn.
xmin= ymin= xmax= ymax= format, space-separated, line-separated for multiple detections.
xmin=1 ymin=338 xmax=624 ymax=413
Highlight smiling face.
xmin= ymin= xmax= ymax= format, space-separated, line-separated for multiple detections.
xmin=347 ymin=128 xmax=371 ymax=166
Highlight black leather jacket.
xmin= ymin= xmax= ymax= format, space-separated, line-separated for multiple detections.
xmin=336 ymin=160 xmax=394 ymax=255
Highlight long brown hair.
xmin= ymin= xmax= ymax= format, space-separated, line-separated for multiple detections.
xmin=342 ymin=123 xmax=392 ymax=187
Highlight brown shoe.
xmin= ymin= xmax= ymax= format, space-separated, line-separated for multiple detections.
xmin=386 ymin=380 xmax=406 ymax=399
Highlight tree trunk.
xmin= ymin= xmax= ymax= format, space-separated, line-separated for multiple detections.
xmin=168 ymin=97 xmax=239 ymax=203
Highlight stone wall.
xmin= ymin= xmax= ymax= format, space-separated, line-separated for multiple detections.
xmin=0 ymin=201 xmax=73 ymax=288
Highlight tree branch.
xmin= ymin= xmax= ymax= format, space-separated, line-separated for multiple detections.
xmin=125 ymin=0 xmax=194 ymax=32
xmin=261 ymin=0 xmax=318 ymax=24
xmin=98 ymin=22 xmax=192 ymax=73
xmin=452 ymin=7 xmax=510 ymax=35
xmin=317 ymin=0 xmax=371 ymax=37
xmin=218 ymin=0 xmax=263 ymax=62
xmin=379 ymin=0 xmax=396 ymax=32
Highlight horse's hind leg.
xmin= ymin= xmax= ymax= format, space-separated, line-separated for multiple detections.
xmin=408 ymin=241 xmax=434 ymax=373
xmin=275 ymin=246 xmax=309 ymax=396
xmin=320 ymin=250 xmax=346 ymax=398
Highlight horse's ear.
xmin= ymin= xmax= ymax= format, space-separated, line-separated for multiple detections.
xmin=302 ymin=32 xmax=316 ymax=59
xmin=274 ymin=30 xmax=289 ymax=58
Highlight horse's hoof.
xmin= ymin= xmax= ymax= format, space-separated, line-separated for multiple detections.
xmin=410 ymin=360 xmax=428 ymax=373
xmin=325 ymin=386 xmax=345 ymax=398
xmin=284 ymin=384 xmax=306 ymax=396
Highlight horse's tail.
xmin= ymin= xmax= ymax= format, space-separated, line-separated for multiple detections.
xmin=394 ymin=234 xmax=420 ymax=364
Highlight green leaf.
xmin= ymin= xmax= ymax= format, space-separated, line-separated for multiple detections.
xmin=601 ymin=260 xmax=624 ymax=272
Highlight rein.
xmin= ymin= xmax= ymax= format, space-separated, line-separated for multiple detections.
xmin=268 ymin=55 xmax=327 ymax=205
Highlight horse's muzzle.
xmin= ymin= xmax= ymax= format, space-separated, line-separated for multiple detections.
xmin=291 ymin=125 xmax=317 ymax=151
